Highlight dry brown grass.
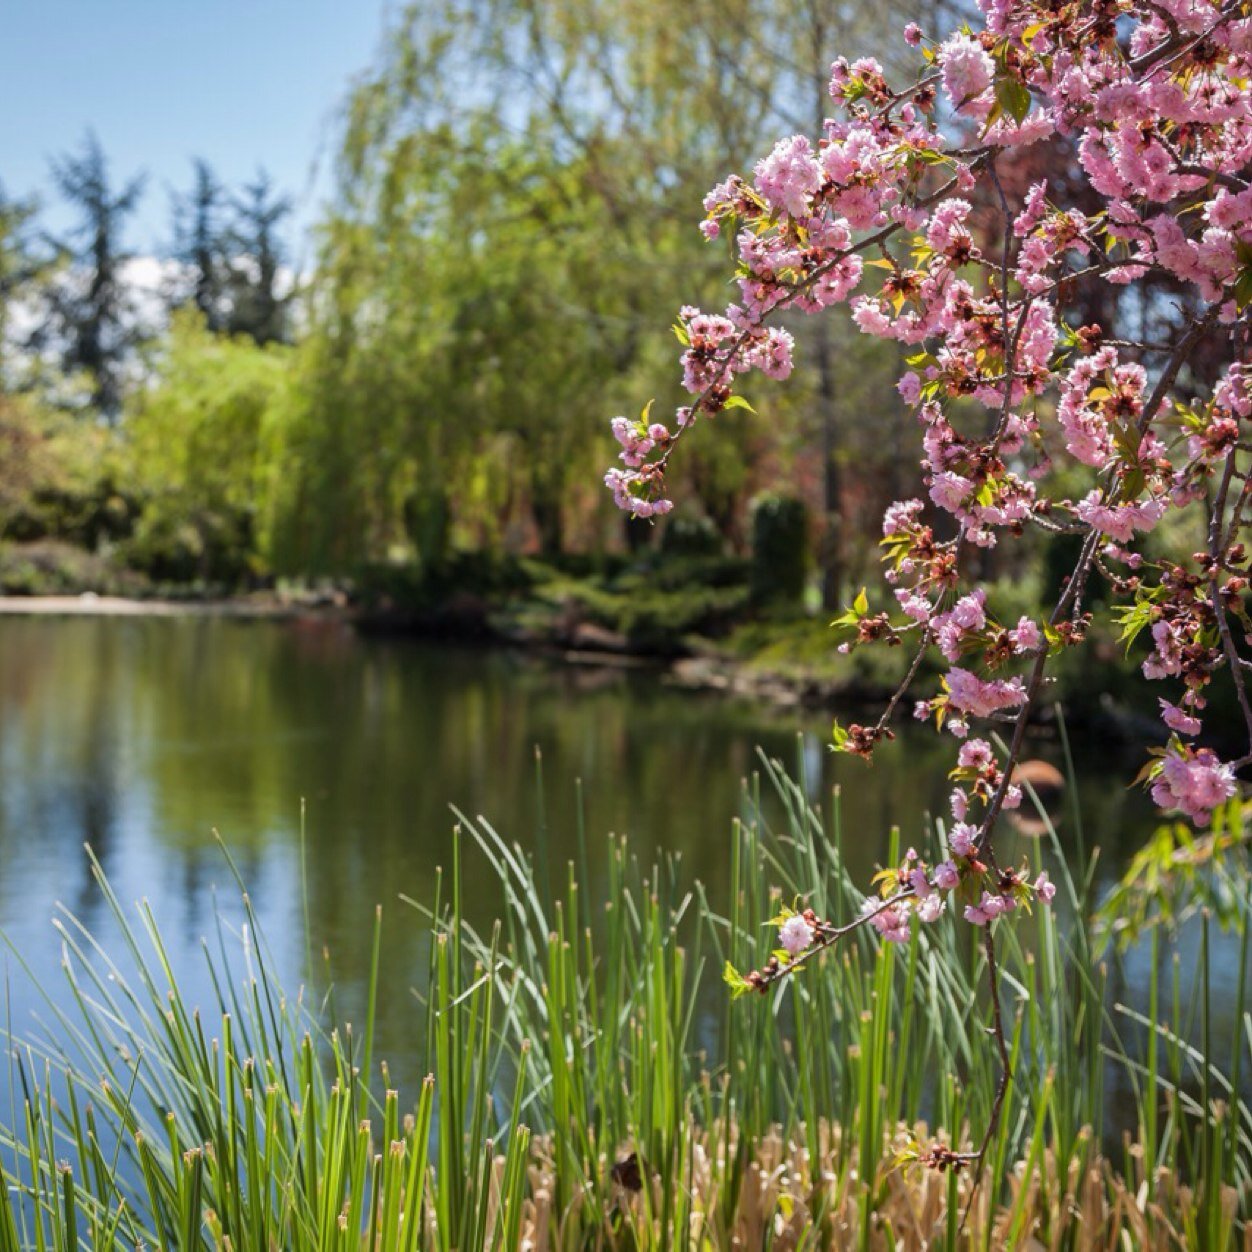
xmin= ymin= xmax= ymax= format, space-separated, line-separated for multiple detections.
xmin=486 ymin=1119 xmax=1250 ymax=1250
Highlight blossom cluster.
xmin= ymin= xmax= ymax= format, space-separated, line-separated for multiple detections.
xmin=866 ymin=844 xmax=1056 ymax=943
xmin=607 ymin=0 xmax=1251 ymax=849
xmin=732 ymin=846 xmax=1057 ymax=993
xmin=1150 ymin=743 xmax=1237 ymax=825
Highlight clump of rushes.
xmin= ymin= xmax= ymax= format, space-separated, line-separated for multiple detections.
xmin=0 ymin=751 xmax=1248 ymax=1248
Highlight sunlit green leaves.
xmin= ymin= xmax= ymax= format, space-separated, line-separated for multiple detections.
xmin=1110 ymin=585 xmax=1164 ymax=653
xmin=994 ymin=72 xmax=1032 ymax=125
xmin=1093 ymin=800 xmax=1252 ymax=950
xmin=722 ymin=960 xmax=755 ymax=999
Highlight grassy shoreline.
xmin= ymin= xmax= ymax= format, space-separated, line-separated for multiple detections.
xmin=0 ymin=757 xmax=1248 ymax=1249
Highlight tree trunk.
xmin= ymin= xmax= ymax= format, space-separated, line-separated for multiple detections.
xmin=532 ymin=491 xmax=564 ymax=557
xmin=816 ymin=324 xmax=843 ymax=609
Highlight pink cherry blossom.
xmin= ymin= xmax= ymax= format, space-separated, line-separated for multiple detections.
xmin=945 ymin=668 xmax=1027 ymax=718
xmin=1159 ymin=700 xmax=1201 ymax=737
xmin=964 ymin=892 xmax=1008 ymax=927
xmin=779 ymin=914 xmax=814 ymax=956
xmin=754 ymin=135 xmax=823 ymax=221
xmin=866 ymin=901 xmax=911 ymax=944
xmin=958 ymin=739 xmax=994 ymax=770
xmin=1009 ymin=618 xmax=1041 ymax=654
xmin=1151 ymin=747 xmax=1237 ymax=825
xmin=938 ymin=33 xmax=994 ymax=112
xmin=950 ymin=790 xmax=969 ymax=823
xmin=949 ymin=823 xmax=977 ymax=857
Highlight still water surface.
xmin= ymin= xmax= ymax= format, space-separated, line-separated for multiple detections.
xmin=0 ymin=614 xmax=1240 ymax=1100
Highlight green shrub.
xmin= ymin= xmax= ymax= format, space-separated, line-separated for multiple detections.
xmin=554 ymin=555 xmax=753 ymax=651
xmin=0 ymin=539 xmax=145 ymax=596
xmin=122 ymin=506 xmax=256 ymax=587
xmin=356 ymin=550 xmax=536 ymax=610
xmin=0 ymin=396 xmax=137 ymax=550
xmin=749 ymin=492 xmax=808 ymax=605
xmin=660 ymin=513 xmax=724 ymax=558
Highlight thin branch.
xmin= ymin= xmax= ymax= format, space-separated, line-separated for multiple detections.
xmin=1129 ymin=0 xmax=1243 ymax=76
xmin=973 ymin=300 xmax=1225 ymax=858
xmin=957 ymin=926 xmax=1014 ymax=1231
xmin=974 ymin=530 xmax=1100 ymax=858
xmin=751 ymin=891 xmax=914 ymax=988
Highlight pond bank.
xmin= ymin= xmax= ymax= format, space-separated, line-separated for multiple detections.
xmin=0 ymin=592 xmax=344 ymax=619
xmin=0 ymin=589 xmax=1169 ymax=750
xmin=0 ymin=590 xmax=842 ymax=705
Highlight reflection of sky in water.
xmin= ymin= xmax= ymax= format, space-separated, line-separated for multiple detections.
xmin=0 ymin=615 xmax=1246 ymax=1115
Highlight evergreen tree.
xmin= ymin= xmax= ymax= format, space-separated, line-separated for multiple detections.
xmin=42 ymin=132 xmax=146 ymax=420
xmin=226 ymin=170 xmax=292 ymax=345
xmin=171 ymin=158 xmax=226 ymax=330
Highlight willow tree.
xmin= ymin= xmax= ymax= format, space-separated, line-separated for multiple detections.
xmin=278 ymin=0 xmax=916 ymax=573
xmin=464 ymin=0 xmax=921 ymax=584
xmin=0 ymin=183 xmax=42 ymax=384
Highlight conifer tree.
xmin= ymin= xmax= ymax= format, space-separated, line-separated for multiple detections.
xmin=226 ymin=169 xmax=292 ymax=345
xmin=171 ymin=158 xmax=226 ymax=330
xmin=42 ymin=132 xmax=146 ymax=420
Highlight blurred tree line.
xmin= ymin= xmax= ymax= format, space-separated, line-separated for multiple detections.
xmin=0 ymin=0 xmax=920 ymax=597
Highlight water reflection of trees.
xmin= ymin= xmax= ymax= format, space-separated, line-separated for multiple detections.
xmin=0 ymin=617 xmax=1166 ymax=1090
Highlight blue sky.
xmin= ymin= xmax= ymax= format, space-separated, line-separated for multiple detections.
xmin=0 ymin=0 xmax=394 ymax=261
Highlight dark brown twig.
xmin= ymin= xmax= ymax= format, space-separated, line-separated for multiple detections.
xmin=957 ymin=926 xmax=1014 ymax=1233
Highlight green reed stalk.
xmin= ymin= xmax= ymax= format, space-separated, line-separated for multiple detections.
xmin=0 ymin=754 xmax=1245 ymax=1249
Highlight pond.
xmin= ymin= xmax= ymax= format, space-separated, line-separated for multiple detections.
xmin=0 ymin=612 xmax=1242 ymax=1107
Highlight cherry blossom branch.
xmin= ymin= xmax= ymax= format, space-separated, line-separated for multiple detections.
xmin=618 ymin=0 xmax=1252 ymax=1206
xmin=871 ymin=626 xmax=936 ymax=735
xmin=975 ymin=297 xmax=1226 ymax=855
xmin=957 ymin=926 xmax=1014 ymax=1230
xmin=1130 ymin=0 xmax=1243 ymax=75
xmin=873 ymin=71 xmax=942 ymax=121
xmin=613 ymin=165 xmax=979 ymax=512
xmin=1135 ymin=305 xmax=1221 ymax=440
xmin=974 ymin=529 xmax=1100 ymax=858
xmin=743 ymin=891 xmax=915 ymax=991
